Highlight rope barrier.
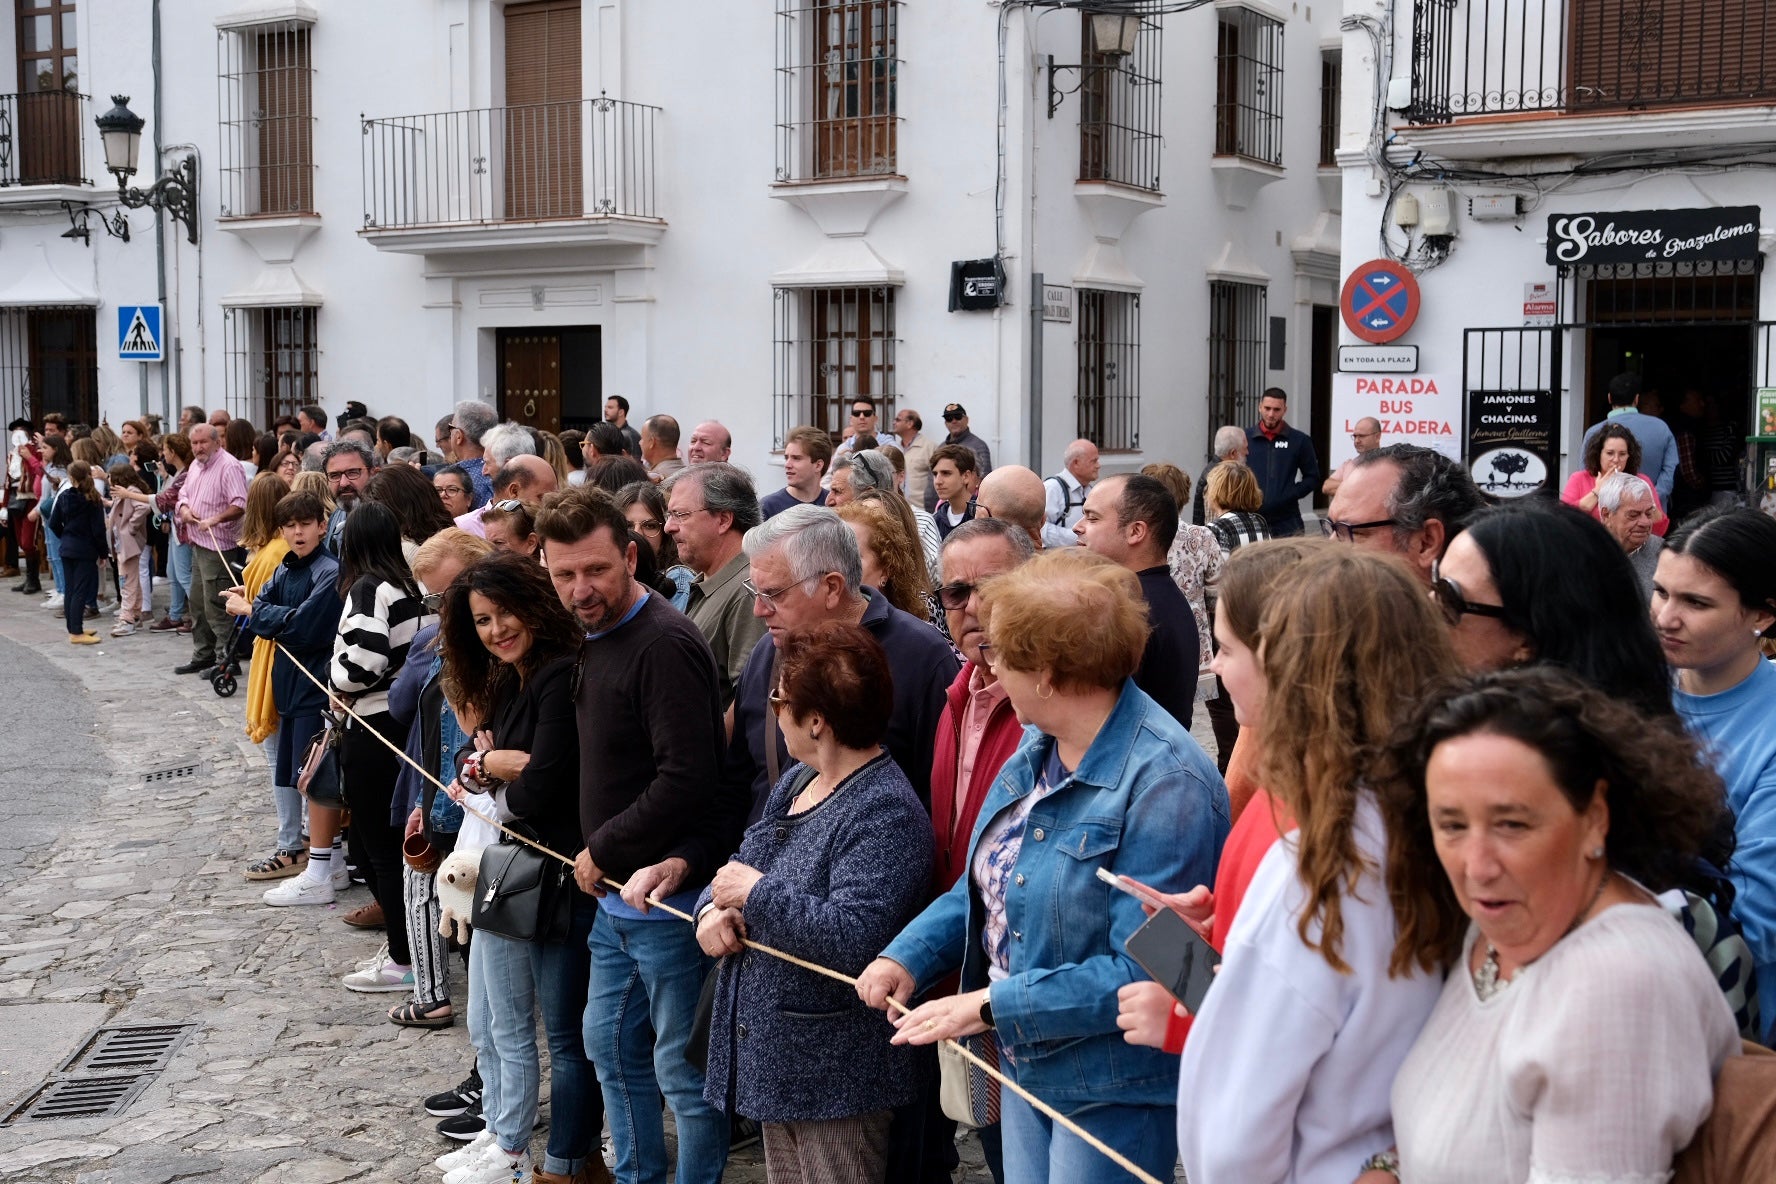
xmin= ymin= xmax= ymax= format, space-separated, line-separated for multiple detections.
xmin=206 ymin=523 xmax=1166 ymax=1184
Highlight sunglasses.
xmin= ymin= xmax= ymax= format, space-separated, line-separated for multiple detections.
xmin=1429 ymin=561 xmax=1510 ymax=627
xmin=942 ymin=413 xmax=963 ymax=421
xmin=421 ymin=591 xmax=445 ymax=613
xmin=851 ymin=407 xmax=875 ymax=417
xmin=935 ymin=581 xmax=981 ymax=610
xmin=493 ymin=499 xmax=523 ymax=512
xmin=767 ymin=691 xmax=792 ymax=715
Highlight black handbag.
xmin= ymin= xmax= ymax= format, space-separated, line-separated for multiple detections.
xmin=471 ymin=825 xmax=575 ymax=943
xmin=296 ymin=714 xmax=345 ymax=806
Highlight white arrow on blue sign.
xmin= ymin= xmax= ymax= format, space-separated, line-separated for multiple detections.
xmin=118 ymin=305 xmax=164 ymax=361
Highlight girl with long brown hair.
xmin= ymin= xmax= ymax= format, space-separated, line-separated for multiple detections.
xmin=1174 ymin=548 xmax=1457 ymax=1184
xmin=48 ymin=460 xmax=108 ymax=644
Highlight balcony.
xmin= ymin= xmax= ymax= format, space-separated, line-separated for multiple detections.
xmin=359 ymin=97 xmax=663 ymax=256
xmin=0 ymin=91 xmax=92 ymax=205
xmin=1406 ymin=0 xmax=1776 ymax=156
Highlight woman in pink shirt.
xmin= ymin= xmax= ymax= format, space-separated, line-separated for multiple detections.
xmin=1561 ymin=423 xmax=1668 ymax=537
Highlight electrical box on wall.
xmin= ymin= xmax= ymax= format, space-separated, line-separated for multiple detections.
xmin=1420 ymin=187 xmax=1457 ymax=237
xmin=1469 ymin=194 xmax=1522 ymax=221
xmin=949 ymin=258 xmax=1005 ymax=311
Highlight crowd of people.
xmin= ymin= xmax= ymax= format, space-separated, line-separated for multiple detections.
xmin=4 ymin=376 xmax=1775 ymax=1184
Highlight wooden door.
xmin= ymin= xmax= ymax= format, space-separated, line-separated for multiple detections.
xmin=27 ymin=309 xmax=97 ymax=425
xmin=499 ymin=331 xmax=563 ymax=432
xmin=504 ymin=0 xmax=582 ymax=219
xmin=16 ymin=0 xmax=82 ymax=184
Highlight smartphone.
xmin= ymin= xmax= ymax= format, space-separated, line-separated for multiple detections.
xmin=1124 ymin=904 xmax=1221 ymax=1014
xmin=1095 ymin=866 xmax=1167 ymax=908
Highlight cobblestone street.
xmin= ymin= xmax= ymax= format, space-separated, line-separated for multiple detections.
xmin=0 ymin=586 xmax=996 ymax=1183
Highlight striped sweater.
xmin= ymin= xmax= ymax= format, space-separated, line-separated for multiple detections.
xmin=329 ymin=577 xmax=434 ymax=717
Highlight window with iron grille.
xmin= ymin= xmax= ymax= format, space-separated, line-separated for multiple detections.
xmin=1319 ymin=51 xmax=1341 ymax=167
xmin=1207 ymin=281 xmax=1267 ymax=444
xmin=0 ymin=306 xmax=98 ymax=427
xmin=1215 ymin=7 xmax=1284 ymax=166
xmin=223 ymin=306 xmax=318 ymax=426
xmin=772 ymin=286 xmax=898 ymax=449
xmin=775 ymin=0 xmax=901 ymax=181
xmin=1077 ymin=289 xmax=1141 ymax=451
xmin=1078 ymin=11 xmax=1164 ymax=192
xmin=217 ymin=20 xmax=314 ymax=216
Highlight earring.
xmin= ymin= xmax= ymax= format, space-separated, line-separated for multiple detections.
xmin=1588 ymin=847 xmax=1604 ymax=860
xmin=1036 ymin=683 xmax=1054 ymax=700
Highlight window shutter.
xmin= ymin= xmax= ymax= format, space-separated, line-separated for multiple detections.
xmin=1569 ymin=0 xmax=1764 ymax=110
xmin=255 ymin=27 xmax=313 ymax=214
xmin=504 ymin=0 xmax=582 ymax=218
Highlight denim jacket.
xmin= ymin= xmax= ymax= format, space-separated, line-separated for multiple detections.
xmin=880 ymin=678 xmax=1230 ymax=1108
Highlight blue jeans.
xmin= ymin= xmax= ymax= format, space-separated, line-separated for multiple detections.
xmin=167 ymin=539 xmax=192 ymax=621
xmin=998 ymin=1068 xmax=1176 ymax=1184
xmin=584 ymin=908 xmax=728 ymax=1184
xmin=467 ymin=903 xmax=603 ymax=1175
xmin=42 ymin=518 xmax=64 ymax=594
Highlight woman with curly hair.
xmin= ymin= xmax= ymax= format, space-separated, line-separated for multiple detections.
xmin=838 ymin=496 xmax=933 ymax=622
xmin=1561 ymin=421 xmax=1667 ymax=535
xmin=1175 ymin=547 xmax=1454 ymax=1184
xmin=1380 ymin=667 xmax=1740 ymax=1183
xmin=437 ymin=551 xmax=607 ymax=1184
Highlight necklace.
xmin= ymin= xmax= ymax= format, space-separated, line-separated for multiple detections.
xmin=1473 ymin=870 xmax=1611 ymax=1002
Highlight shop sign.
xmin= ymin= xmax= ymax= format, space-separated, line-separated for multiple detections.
xmin=1523 ymin=282 xmax=1556 ymax=327
xmin=1329 ymin=372 xmax=1461 ymax=471
xmin=1465 ymin=389 xmax=1559 ymax=499
xmin=1545 ymin=206 xmax=1761 ymax=267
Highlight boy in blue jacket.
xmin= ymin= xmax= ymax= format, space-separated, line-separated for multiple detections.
xmin=225 ymin=491 xmax=347 ymax=905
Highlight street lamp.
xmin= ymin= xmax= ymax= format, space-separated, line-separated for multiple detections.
xmin=94 ymin=95 xmax=199 ymax=245
xmin=1047 ymin=9 xmax=1145 ymax=118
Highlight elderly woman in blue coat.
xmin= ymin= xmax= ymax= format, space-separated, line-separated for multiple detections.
xmin=696 ymin=619 xmax=933 ymax=1184
xmin=856 ymin=548 xmax=1230 ymax=1184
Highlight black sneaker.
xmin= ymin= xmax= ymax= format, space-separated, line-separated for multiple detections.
xmin=436 ymin=1104 xmax=485 ymax=1142
xmin=424 ymin=1066 xmax=482 ymax=1117
xmin=730 ymin=1115 xmax=761 ymax=1152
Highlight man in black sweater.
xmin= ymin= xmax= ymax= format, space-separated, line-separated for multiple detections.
xmin=1075 ymin=473 xmax=1203 ymax=729
xmin=1246 ymin=387 xmax=1320 ymax=537
xmin=536 ymin=485 xmax=739 ymax=1184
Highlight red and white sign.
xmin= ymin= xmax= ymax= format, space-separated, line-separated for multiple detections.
xmin=1523 ymin=282 xmax=1556 ymax=327
xmin=1340 ymin=259 xmax=1421 ymax=344
xmin=1328 ymin=373 xmax=1463 ymax=471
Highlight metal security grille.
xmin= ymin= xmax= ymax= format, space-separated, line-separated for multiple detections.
xmin=1408 ymin=0 xmax=1776 ymax=123
xmin=1077 ymin=290 xmax=1141 ymax=451
xmin=223 ymin=307 xmax=318 ymax=427
xmin=775 ymin=0 xmax=902 ymax=181
xmin=772 ymin=286 xmax=898 ymax=448
xmin=1207 ymin=281 xmax=1268 ymax=446
xmin=217 ymin=21 xmax=315 ymax=216
xmin=0 ymin=306 xmax=98 ymax=427
xmin=1078 ymin=11 xmax=1164 ymax=192
xmin=1319 ymin=52 xmax=1342 ymax=167
xmin=1215 ymin=7 xmax=1284 ymax=166
xmin=1578 ymin=259 xmax=1762 ymax=324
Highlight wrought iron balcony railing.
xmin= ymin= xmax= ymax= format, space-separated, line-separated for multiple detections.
xmin=1408 ymin=0 xmax=1776 ymax=124
xmin=361 ymin=96 xmax=660 ymax=230
xmin=0 ymin=91 xmax=90 ymax=187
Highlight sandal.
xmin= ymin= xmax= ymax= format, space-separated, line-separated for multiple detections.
xmin=388 ymin=1000 xmax=455 ymax=1029
xmin=243 ymin=850 xmax=307 ymax=881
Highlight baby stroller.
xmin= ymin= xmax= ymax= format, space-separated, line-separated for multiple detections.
xmin=210 ymin=614 xmax=250 ymax=697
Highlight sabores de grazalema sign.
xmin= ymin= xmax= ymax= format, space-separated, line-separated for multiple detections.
xmin=1546 ymin=206 xmax=1761 ymax=266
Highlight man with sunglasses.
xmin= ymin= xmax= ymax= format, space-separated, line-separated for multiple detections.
xmin=1321 ymin=442 xmax=1484 ymax=586
xmin=940 ymin=402 xmax=993 ymax=478
xmin=836 ymin=399 xmax=880 ymax=458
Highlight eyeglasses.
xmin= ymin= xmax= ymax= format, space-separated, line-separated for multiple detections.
xmin=664 ymin=507 xmax=710 ymax=523
xmin=494 ymin=499 xmax=523 ymax=513
xmin=1319 ymin=516 xmax=1397 ymax=542
xmin=436 ymin=484 xmax=467 ymax=498
xmin=977 ymin=641 xmax=996 ymax=669
xmin=631 ymin=519 xmax=664 ymax=535
xmin=421 ymin=591 xmax=445 ymax=613
xmin=1429 ymin=561 xmax=1510 ymax=627
xmin=328 ymin=467 xmax=367 ymax=484
xmin=743 ymin=572 xmax=821 ymax=611
xmin=936 ymin=581 xmax=982 ymax=610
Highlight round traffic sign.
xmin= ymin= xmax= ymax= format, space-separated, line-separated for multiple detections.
xmin=1340 ymin=260 xmax=1421 ymax=344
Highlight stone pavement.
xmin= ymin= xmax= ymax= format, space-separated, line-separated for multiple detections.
xmin=0 ymin=581 xmax=999 ymax=1183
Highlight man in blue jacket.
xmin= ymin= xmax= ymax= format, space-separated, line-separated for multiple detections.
xmin=1581 ymin=372 xmax=1678 ymax=503
xmin=1246 ymin=388 xmax=1320 ymax=536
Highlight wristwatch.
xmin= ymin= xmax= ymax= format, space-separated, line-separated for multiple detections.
xmin=1360 ymin=1151 xmax=1400 ymax=1178
xmin=978 ymin=995 xmax=994 ymax=1027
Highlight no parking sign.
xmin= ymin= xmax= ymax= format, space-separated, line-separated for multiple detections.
xmin=1340 ymin=260 xmax=1420 ymax=344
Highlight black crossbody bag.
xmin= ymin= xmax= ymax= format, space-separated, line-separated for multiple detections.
xmin=471 ymin=822 xmax=575 ymax=943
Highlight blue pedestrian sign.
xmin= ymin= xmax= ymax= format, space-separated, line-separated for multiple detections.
xmin=118 ymin=305 xmax=163 ymax=361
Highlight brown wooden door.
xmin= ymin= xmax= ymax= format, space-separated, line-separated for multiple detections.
xmin=500 ymin=331 xmax=563 ymax=432
xmin=27 ymin=309 xmax=97 ymax=425
xmin=504 ymin=0 xmax=582 ymax=219
xmin=16 ymin=0 xmax=82 ymax=184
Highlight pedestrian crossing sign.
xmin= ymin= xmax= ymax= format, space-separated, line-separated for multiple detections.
xmin=118 ymin=305 xmax=163 ymax=361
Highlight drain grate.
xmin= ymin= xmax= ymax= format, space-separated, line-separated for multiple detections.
xmin=142 ymin=763 xmax=203 ymax=784
xmin=60 ymin=1024 xmax=196 ymax=1075
xmin=1 ymin=1023 xmax=196 ymax=1126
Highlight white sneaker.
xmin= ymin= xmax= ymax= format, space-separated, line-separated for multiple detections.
xmin=98 ymin=598 xmax=118 ymax=615
xmin=110 ymin=621 xmax=138 ymax=637
xmin=445 ymin=1149 xmax=530 ymax=1184
xmin=342 ymin=945 xmax=414 ymax=993
xmin=330 ymin=858 xmax=350 ymax=890
xmin=262 ymin=872 xmax=335 ymax=907
xmin=435 ymin=1129 xmax=498 ymax=1172
xmin=41 ymin=593 xmax=64 ymax=610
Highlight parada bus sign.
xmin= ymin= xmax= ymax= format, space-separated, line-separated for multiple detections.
xmin=1546 ymin=206 xmax=1761 ymax=267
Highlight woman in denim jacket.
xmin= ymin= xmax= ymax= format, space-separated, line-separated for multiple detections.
xmin=858 ymin=548 xmax=1230 ymax=1184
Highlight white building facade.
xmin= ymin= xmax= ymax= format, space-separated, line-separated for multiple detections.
xmin=1335 ymin=0 xmax=1776 ymax=501
xmin=2 ymin=0 xmax=1348 ymax=485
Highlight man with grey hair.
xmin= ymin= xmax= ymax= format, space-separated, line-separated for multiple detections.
xmin=172 ymin=422 xmax=249 ymax=675
xmin=1044 ymin=438 xmax=1099 ymax=530
xmin=685 ymin=420 xmax=732 ymax=465
xmin=480 ymin=421 xmax=540 ymax=474
xmin=664 ymin=463 xmax=767 ymax=712
xmin=1322 ymin=416 xmax=1382 ymax=498
xmin=322 ymin=439 xmax=379 ymax=553
xmin=1324 ymin=443 xmax=1485 ymax=586
xmin=1192 ymin=424 xmax=1250 ymax=525
xmin=1597 ymin=470 xmax=1663 ymax=602
xmin=723 ymin=504 xmax=958 ymax=822
xmin=448 ymin=400 xmax=498 ymax=503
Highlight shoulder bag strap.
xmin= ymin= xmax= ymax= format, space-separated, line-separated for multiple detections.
xmin=763 ymin=647 xmax=784 ymax=787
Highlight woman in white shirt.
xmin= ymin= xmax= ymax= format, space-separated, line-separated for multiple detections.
xmin=1379 ymin=667 xmax=1740 ymax=1183
xmin=1175 ymin=547 xmax=1456 ymax=1184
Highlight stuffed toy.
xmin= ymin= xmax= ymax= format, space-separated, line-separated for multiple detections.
xmin=435 ymin=849 xmax=480 ymax=942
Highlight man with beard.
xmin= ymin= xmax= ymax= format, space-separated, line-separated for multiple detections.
xmin=535 ymin=485 xmax=739 ymax=1184
xmin=321 ymin=439 xmax=378 ymax=554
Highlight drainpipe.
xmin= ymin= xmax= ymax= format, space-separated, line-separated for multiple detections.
xmin=152 ymin=0 xmax=170 ymax=424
